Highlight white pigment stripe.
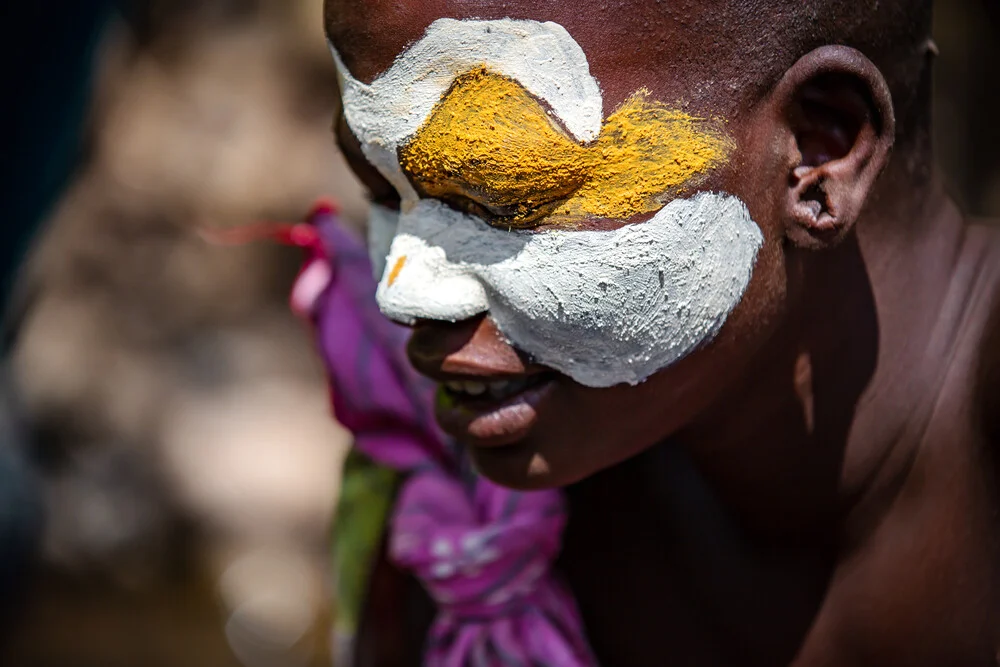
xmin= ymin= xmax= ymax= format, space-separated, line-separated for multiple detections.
xmin=330 ymin=19 xmax=604 ymax=205
xmin=377 ymin=193 xmax=763 ymax=388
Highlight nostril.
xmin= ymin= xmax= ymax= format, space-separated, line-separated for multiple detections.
xmin=407 ymin=316 xmax=530 ymax=377
xmin=407 ymin=316 xmax=486 ymax=371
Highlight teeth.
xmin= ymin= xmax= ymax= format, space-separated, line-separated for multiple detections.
xmin=444 ymin=378 xmax=530 ymax=399
xmin=487 ymin=380 xmax=510 ymax=398
xmin=463 ymin=381 xmax=487 ymax=396
xmin=444 ymin=380 xmax=487 ymax=396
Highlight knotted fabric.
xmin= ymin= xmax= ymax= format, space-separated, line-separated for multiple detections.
xmin=294 ymin=203 xmax=597 ymax=666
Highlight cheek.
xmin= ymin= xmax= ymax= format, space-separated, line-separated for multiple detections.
xmin=376 ymin=193 xmax=764 ymax=391
xmin=706 ymin=229 xmax=790 ymax=353
xmin=480 ymin=241 xmax=669 ymax=388
xmin=474 ymin=381 xmax=673 ymax=489
xmin=724 ymin=121 xmax=792 ymax=245
xmin=480 ymin=192 xmax=764 ymax=388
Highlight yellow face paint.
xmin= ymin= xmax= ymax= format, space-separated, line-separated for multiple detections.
xmin=399 ymin=67 xmax=733 ymax=228
xmin=388 ymin=255 xmax=407 ymax=287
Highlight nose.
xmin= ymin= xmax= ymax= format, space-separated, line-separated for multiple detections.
xmin=375 ymin=228 xmax=489 ymax=326
xmin=408 ymin=316 xmax=530 ymax=379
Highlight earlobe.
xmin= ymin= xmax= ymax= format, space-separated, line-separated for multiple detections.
xmin=776 ymin=46 xmax=896 ymax=249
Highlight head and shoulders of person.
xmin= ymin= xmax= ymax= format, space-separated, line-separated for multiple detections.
xmin=322 ymin=1 xmax=1000 ymax=663
xmin=324 ymin=0 xmax=998 ymax=488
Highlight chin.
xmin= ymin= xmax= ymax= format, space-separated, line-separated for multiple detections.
xmin=463 ymin=438 xmax=576 ymax=490
xmin=464 ymin=429 xmax=608 ymax=491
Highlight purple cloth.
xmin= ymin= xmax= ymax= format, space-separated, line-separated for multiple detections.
xmin=297 ymin=204 xmax=597 ymax=666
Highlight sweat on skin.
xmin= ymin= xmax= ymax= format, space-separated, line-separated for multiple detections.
xmin=332 ymin=18 xmax=765 ymax=388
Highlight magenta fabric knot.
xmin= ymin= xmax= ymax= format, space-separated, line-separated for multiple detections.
xmin=292 ymin=204 xmax=597 ymax=667
xmin=391 ymin=473 xmax=563 ymax=617
xmin=391 ymin=473 xmax=593 ymax=666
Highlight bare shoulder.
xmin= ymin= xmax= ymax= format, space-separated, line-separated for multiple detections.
xmin=826 ymin=218 xmax=1000 ymax=665
xmin=938 ymin=219 xmax=1000 ymax=412
xmin=918 ymin=217 xmax=1000 ymax=461
xmin=969 ymin=219 xmax=1000 ymax=447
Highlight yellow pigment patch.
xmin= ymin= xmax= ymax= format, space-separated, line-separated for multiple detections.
xmin=557 ymin=91 xmax=732 ymax=221
xmin=388 ymin=255 xmax=407 ymax=286
xmin=399 ymin=68 xmax=591 ymax=224
xmin=399 ymin=67 xmax=733 ymax=227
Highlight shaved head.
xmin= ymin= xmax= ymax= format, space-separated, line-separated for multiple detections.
xmin=326 ymin=0 xmax=934 ymax=149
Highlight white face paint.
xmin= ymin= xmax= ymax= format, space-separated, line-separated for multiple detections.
xmin=366 ymin=203 xmax=399 ymax=280
xmin=378 ymin=194 xmax=761 ymax=388
xmin=334 ymin=19 xmax=764 ymax=388
xmin=332 ymin=19 xmax=602 ymax=204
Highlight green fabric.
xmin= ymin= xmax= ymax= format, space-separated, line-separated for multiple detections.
xmin=332 ymin=448 xmax=399 ymax=639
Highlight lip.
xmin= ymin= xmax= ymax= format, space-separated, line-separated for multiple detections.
xmin=434 ymin=372 xmax=556 ymax=447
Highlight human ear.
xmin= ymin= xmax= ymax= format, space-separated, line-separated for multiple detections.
xmin=773 ymin=46 xmax=896 ymax=249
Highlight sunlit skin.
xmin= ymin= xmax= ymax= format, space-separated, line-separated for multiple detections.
xmin=326 ymin=1 xmax=1000 ymax=665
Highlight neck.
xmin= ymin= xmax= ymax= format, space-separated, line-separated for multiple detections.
xmin=676 ymin=160 xmax=965 ymax=545
xmin=562 ymin=157 xmax=974 ymax=653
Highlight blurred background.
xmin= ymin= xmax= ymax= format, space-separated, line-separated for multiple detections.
xmin=0 ymin=1 xmax=997 ymax=666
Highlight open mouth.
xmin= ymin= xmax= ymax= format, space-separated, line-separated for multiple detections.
xmin=435 ymin=372 xmax=556 ymax=445
xmin=442 ymin=373 xmax=552 ymax=403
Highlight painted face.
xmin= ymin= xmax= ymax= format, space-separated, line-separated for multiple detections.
xmin=333 ymin=19 xmax=763 ymax=388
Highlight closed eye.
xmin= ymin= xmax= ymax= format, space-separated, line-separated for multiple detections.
xmin=398 ymin=67 xmax=592 ymax=230
xmin=433 ymin=190 xmax=581 ymax=230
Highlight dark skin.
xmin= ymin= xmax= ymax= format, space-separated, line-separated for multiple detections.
xmin=326 ymin=1 xmax=1000 ymax=664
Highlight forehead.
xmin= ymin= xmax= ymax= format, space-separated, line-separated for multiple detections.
xmin=325 ymin=0 xmax=750 ymax=113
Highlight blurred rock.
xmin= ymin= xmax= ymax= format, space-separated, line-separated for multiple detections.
xmin=3 ymin=2 xmax=362 ymax=665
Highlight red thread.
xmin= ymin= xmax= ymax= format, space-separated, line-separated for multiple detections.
xmin=197 ymin=198 xmax=337 ymax=255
